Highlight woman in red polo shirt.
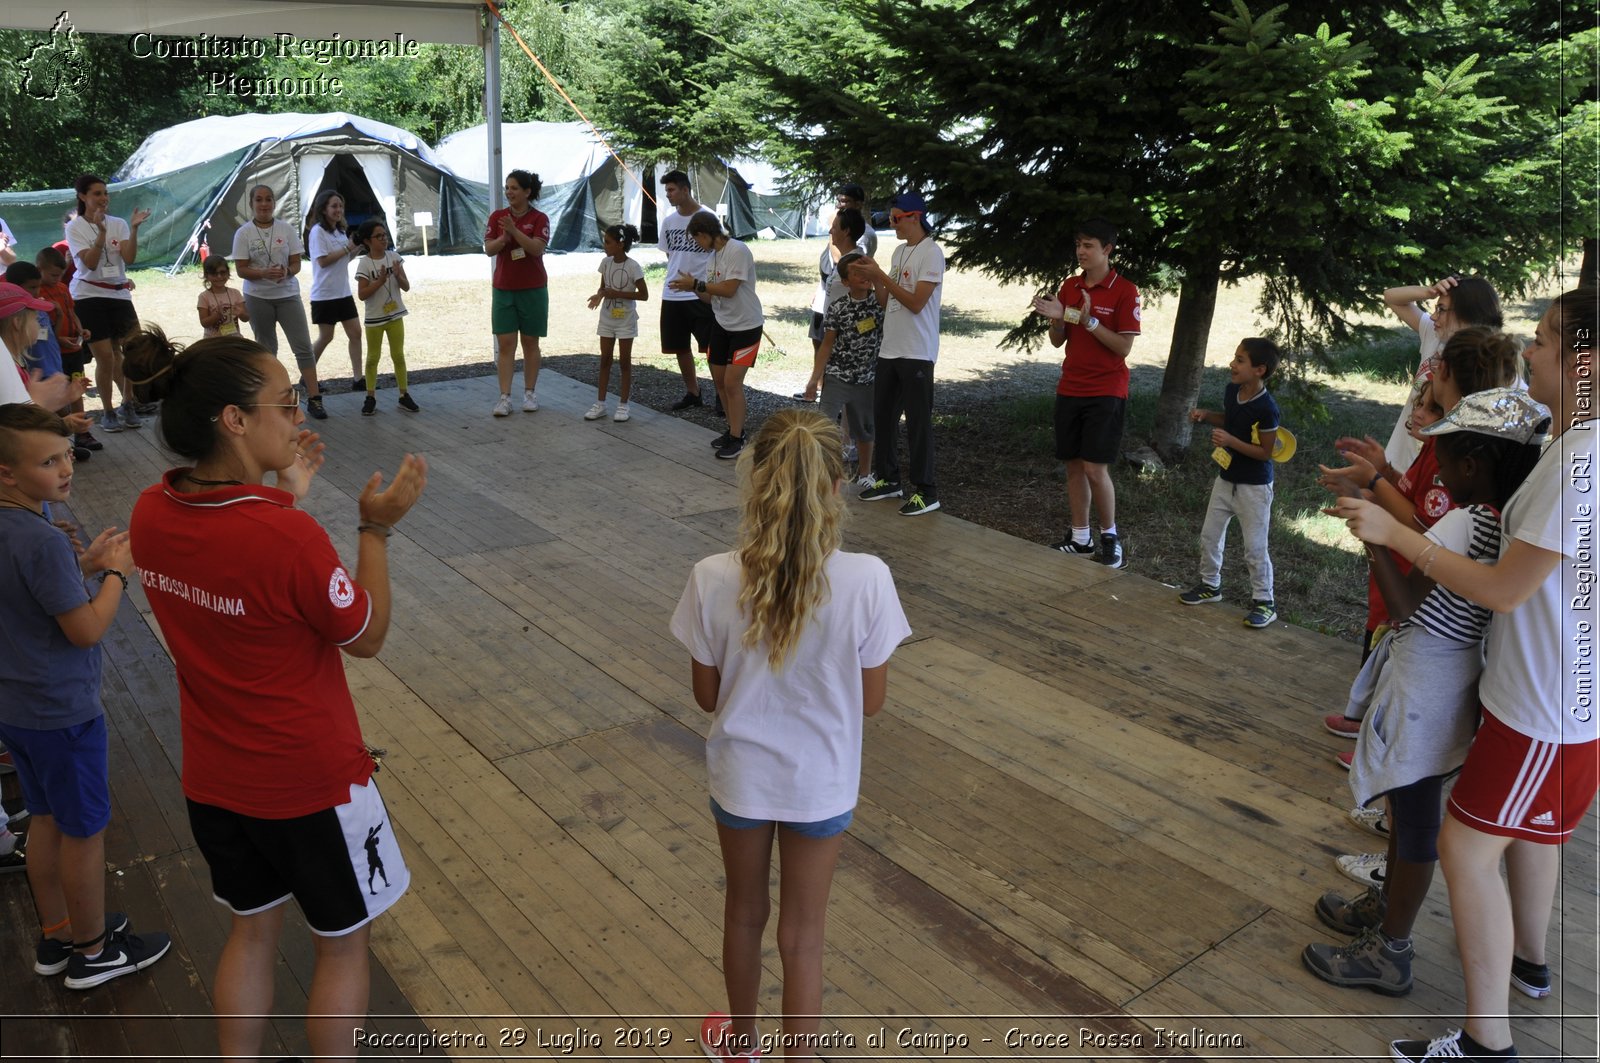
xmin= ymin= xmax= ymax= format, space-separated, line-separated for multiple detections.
xmin=123 ymin=325 xmax=426 ymax=1062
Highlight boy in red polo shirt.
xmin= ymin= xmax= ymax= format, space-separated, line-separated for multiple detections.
xmin=1032 ymin=218 xmax=1142 ymax=568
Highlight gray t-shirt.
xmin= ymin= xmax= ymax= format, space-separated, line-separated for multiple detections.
xmin=0 ymin=510 xmax=102 ymax=729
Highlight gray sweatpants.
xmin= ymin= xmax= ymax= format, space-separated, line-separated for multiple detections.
xmin=244 ymin=294 xmax=315 ymax=369
xmin=1198 ymin=476 xmax=1274 ymax=602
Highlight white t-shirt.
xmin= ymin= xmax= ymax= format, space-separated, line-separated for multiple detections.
xmin=707 ymin=239 xmax=763 ymax=332
xmin=597 ymin=255 xmax=645 ymax=329
xmin=879 ymin=237 xmax=944 ymax=362
xmin=66 ymin=215 xmax=133 ymax=303
xmin=810 ymin=243 xmax=850 ymax=315
xmin=1383 ymin=312 xmax=1440 ymax=472
xmin=306 ymin=225 xmax=355 ymax=302
xmin=1481 ymin=427 xmax=1599 ymax=744
xmin=230 ymin=220 xmax=304 ymax=301
xmin=858 ymin=228 xmax=878 ymax=259
xmin=659 ymin=207 xmax=716 ymax=303
xmin=671 ymin=549 xmax=911 ymax=822
xmin=354 ymin=251 xmax=407 ymax=326
xmin=1 ymin=340 xmax=30 ymax=404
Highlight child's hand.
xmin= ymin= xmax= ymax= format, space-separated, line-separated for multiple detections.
xmin=81 ymin=527 xmax=132 ymax=575
xmin=1210 ymin=428 xmax=1235 ymax=448
xmin=1189 ymin=408 xmax=1210 ymax=423
xmin=587 ymin=293 xmax=603 ymax=310
xmin=1333 ymin=434 xmax=1385 ymax=471
xmin=359 ymin=453 xmax=428 ymax=528
xmin=667 ymin=273 xmax=696 ymax=293
xmin=63 ymin=412 xmax=92 ymax=434
xmin=1326 ymin=497 xmax=1402 ymax=547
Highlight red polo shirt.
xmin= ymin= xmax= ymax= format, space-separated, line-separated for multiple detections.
xmin=486 ymin=207 xmax=551 ymax=290
xmin=130 ymin=473 xmax=374 ymax=818
xmin=1055 ymin=269 xmax=1142 ymax=399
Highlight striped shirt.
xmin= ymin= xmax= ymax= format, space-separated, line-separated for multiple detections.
xmin=1406 ymin=504 xmax=1500 ymax=643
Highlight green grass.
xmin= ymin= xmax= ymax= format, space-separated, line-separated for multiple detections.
xmin=984 ymin=359 xmax=1402 ymax=641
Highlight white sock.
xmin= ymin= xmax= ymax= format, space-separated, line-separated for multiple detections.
xmin=1102 ymin=524 xmax=1118 ymax=537
xmin=1072 ymin=527 xmax=1091 ymax=546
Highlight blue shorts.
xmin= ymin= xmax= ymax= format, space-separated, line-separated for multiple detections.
xmin=0 ymin=716 xmax=111 ymax=838
xmin=710 ymin=796 xmax=853 ymax=839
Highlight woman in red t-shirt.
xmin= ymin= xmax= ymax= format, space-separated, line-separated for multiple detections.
xmin=123 ymin=325 xmax=427 ymax=1063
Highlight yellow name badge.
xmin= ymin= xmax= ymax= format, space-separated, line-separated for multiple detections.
xmin=383 ymin=300 xmax=399 ymax=315
xmin=609 ymin=306 xmax=627 ymax=319
xmin=510 ymin=248 xmax=526 ymax=260
xmin=217 ymin=322 xmax=237 ymax=336
xmin=1212 ymin=445 xmax=1232 ymax=469
xmin=855 ymin=317 xmax=877 ymax=334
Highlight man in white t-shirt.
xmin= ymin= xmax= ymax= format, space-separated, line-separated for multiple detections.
xmin=658 ymin=171 xmax=719 ymax=414
xmin=856 ymin=192 xmax=944 ymax=516
xmin=836 ymin=184 xmax=877 ymax=259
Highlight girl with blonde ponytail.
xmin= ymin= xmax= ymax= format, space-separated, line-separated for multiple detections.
xmin=672 ymin=408 xmax=911 ymax=1061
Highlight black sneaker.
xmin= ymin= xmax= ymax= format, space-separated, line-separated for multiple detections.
xmin=36 ymin=912 xmax=130 ymax=975
xmin=1051 ymin=537 xmax=1096 ymax=556
xmin=859 ymin=479 xmax=903 ymax=502
xmin=1511 ymin=955 xmax=1552 ymax=999
xmin=74 ymin=431 xmax=104 ymax=451
xmin=63 ymin=927 xmax=172 ymax=990
xmin=398 ymin=393 xmax=420 ymax=413
xmin=307 ymin=395 xmax=328 ymax=420
xmin=72 ymin=446 xmax=91 ymax=463
xmin=671 ymin=392 xmax=704 ymax=411
xmin=350 ymin=377 xmax=366 ymax=392
xmin=715 ymin=434 xmax=746 ymax=460
xmin=899 ymin=491 xmax=940 ymax=516
xmin=1178 ymin=584 xmax=1222 ymax=605
xmin=709 ymin=430 xmax=732 ymax=449
xmin=1097 ymin=532 xmax=1126 ymax=569
xmin=0 ymin=846 xmax=23 ymax=875
xmin=1389 ymin=1028 xmax=1513 ymax=1062
xmin=361 ymin=395 xmax=377 ymax=416
xmin=1244 ymin=600 xmax=1277 ymax=628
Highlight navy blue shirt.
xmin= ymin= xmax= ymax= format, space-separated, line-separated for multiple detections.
xmin=1221 ymin=382 xmax=1280 ymax=486
xmin=0 ymin=509 xmax=102 ymax=729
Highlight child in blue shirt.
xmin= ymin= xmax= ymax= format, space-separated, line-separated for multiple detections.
xmin=1180 ymin=338 xmax=1283 ymax=628
xmin=0 ymin=403 xmax=170 ymax=989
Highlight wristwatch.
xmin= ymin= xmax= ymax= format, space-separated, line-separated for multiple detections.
xmin=1086 ymin=316 xmax=1101 ymax=332
xmin=695 ymin=280 xmax=707 ymax=294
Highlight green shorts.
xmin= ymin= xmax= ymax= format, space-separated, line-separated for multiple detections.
xmin=491 ymin=286 xmax=549 ymax=337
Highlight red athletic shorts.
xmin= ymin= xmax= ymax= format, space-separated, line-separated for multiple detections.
xmin=1448 ymin=707 xmax=1600 ymax=843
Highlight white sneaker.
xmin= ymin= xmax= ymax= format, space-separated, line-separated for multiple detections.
xmin=492 ymin=394 xmax=512 ymax=417
xmin=612 ymin=404 xmax=631 ymax=422
xmin=1349 ymin=806 xmax=1390 ymax=838
xmin=1336 ymin=851 xmax=1388 ymax=889
xmin=584 ymin=401 xmax=607 ymax=420
xmin=857 ymin=474 xmax=876 ymax=489
xmin=522 ymin=390 xmax=539 ymax=412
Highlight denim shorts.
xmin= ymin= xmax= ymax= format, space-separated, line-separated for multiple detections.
xmin=710 ymin=796 xmax=853 ymax=839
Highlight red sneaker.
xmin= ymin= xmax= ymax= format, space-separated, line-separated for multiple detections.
xmin=1336 ymin=749 xmax=1354 ymax=771
xmin=1324 ymin=714 xmax=1361 ymax=738
xmin=700 ymin=1013 xmax=760 ymax=1062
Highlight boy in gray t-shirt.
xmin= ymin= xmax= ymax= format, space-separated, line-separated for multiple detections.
xmin=802 ymin=253 xmax=884 ymax=484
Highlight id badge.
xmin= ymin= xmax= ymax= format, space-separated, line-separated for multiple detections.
xmin=510 ymin=248 xmax=526 ymax=260
xmin=1211 ymin=446 xmax=1232 ymax=469
xmin=609 ymin=306 xmax=627 ymax=319
xmin=383 ymin=300 xmax=399 ymax=314
xmin=855 ymin=317 xmax=877 ymax=335
xmin=218 ymin=322 xmax=237 ymax=336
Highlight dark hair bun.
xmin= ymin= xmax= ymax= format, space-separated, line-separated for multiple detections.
xmin=123 ymin=324 xmax=184 ymax=404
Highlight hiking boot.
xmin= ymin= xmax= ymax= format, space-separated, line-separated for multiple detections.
xmin=492 ymin=394 xmax=512 ymax=417
xmin=1244 ymin=600 xmax=1277 ymax=628
xmin=1052 ymin=537 xmax=1097 ymax=556
xmin=1302 ymin=927 xmax=1414 ymax=995
xmin=1097 ymin=532 xmax=1126 ymax=569
xmin=899 ymin=491 xmax=941 ymax=516
xmin=859 ymin=479 xmax=903 ymax=501
xmin=1337 ymin=851 xmax=1387 ymax=888
xmin=398 ymin=393 xmax=419 ymax=413
xmin=361 ymin=395 xmax=377 ymax=416
xmin=671 ymin=392 xmax=704 ymax=411
xmin=36 ymin=912 xmax=130 ymax=976
xmin=1178 ymin=583 xmax=1222 ymax=605
xmin=1316 ymin=884 xmax=1386 ymax=935
xmin=715 ymin=435 xmax=746 ymax=460
xmin=584 ymin=401 xmax=608 ymax=421
xmin=1510 ymin=956 xmax=1551 ymax=999
xmin=306 ymin=395 xmax=327 ymax=420
xmin=63 ymin=926 xmax=172 ymax=990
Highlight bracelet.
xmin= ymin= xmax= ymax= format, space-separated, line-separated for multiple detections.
xmin=358 ymin=522 xmax=393 ymax=539
xmin=1367 ymin=473 xmax=1382 ymax=491
xmin=1421 ymin=543 xmax=1443 ymax=578
xmin=99 ymin=569 xmax=128 ymax=588
xmin=1413 ymin=542 xmax=1440 ymax=574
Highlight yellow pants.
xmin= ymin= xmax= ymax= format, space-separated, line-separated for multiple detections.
xmin=364 ymin=319 xmax=407 ymax=392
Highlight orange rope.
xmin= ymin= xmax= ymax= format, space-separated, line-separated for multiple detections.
xmin=482 ymin=0 xmax=657 ymax=208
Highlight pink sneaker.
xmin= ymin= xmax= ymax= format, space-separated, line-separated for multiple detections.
xmin=1336 ymin=749 xmax=1353 ymax=771
xmin=1324 ymin=714 xmax=1361 ymax=738
xmin=700 ymin=1013 xmax=760 ymax=1062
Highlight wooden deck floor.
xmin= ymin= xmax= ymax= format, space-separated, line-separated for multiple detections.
xmin=2 ymin=369 xmax=1594 ymax=1061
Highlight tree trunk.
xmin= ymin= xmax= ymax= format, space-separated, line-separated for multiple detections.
xmin=1150 ymin=253 xmax=1223 ymax=463
xmin=1581 ymin=237 xmax=1598 ymax=290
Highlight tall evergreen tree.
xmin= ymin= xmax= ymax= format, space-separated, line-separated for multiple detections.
xmin=753 ymin=0 xmax=1575 ymax=457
